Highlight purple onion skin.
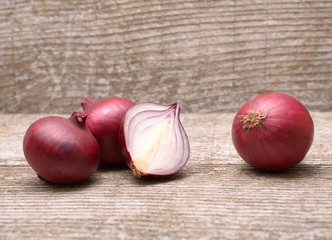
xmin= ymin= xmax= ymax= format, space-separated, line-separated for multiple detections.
xmin=118 ymin=123 xmax=133 ymax=172
xmin=23 ymin=113 xmax=100 ymax=184
xmin=232 ymin=92 xmax=314 ymax=171
xmin=81 ymin=97 xmax=135 ymax=166
xmin=119 ymin=119 xmax=144 ymax=176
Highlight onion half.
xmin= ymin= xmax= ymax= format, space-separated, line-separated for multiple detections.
xmin=120 ymin=103 xmax=190 ymax=177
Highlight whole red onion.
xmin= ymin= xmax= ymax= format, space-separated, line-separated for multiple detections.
xmin=23 ymin=112 xmax=100 ymax=184
xmin=232 ymin=92 xmax=314 ymax=171
xmin=81 ymin=97 xmax=135 ymax=166
xmin=119 ymin=102 xmax=190 ymax=177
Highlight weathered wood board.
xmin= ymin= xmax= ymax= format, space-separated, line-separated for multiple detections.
xmin=0 ymin=112 xmax=331 ymax=239
xmin=0 ymin=1 xmax=332 ymax=113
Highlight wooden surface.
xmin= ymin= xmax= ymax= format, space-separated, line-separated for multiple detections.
xmin=1 ymin=0 xmax=332 ymax=113
xmin=1 ymin=112 xmax=332 ymax=239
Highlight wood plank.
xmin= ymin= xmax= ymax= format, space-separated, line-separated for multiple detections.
xmin=0 ymin=113 xmax=331 ymax=239
xmin=1 ymin=165 xmax=332 ymax=239
xmin=0 ymin=0 xmax=331 ymax=113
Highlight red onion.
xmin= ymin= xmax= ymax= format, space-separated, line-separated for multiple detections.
xmin=232 ymin=92 xmax=314 ymax=171
xmin=23 ymin=112 xmax=100 ymax=184
xmin=81 ymin=97 xmax=135 ymax=166
xmin=119 ymin=102 xmax=190 ymax=177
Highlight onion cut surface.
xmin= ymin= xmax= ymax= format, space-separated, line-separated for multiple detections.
xmin=120 ymin=103 xmax=190 ymax=177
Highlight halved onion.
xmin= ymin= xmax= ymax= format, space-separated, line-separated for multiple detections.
xmin=119 ymin=103 xmax=190 ymax=177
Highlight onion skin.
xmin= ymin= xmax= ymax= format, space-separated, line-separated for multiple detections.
xmin=232 ymin=92 xmax=314 ymax=171
xmin=23 ymin=113 xmax=100 ymax=184
xmin=81 ymin=97 xmax=135 ymax=166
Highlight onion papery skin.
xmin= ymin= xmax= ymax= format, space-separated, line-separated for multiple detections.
xmin=231 ymin=92 xmax=314 ymax=171
xmin=119 ymin=102 xmax=190 ymax=177
xmin=81 ymin=97 xmax=135 ymax=166
xmin=23 ymin=113 xmax=100 ymax=184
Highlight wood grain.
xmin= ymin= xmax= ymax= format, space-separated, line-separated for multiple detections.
xmin=0 ymin=112 xmax=332 ymax=239
xmin=0 ymin=0 xmax=331 ymax=113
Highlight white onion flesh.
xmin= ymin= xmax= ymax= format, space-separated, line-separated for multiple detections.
xmin=122 ymin=103 xmax=190 ymax=177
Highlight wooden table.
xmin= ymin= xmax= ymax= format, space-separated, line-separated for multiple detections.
xmin=1 ymin=113 xmax=331 ymax=239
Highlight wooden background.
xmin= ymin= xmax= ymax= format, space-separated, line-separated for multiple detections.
xmin=0 ymin=0 xmax=331 ymax=113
